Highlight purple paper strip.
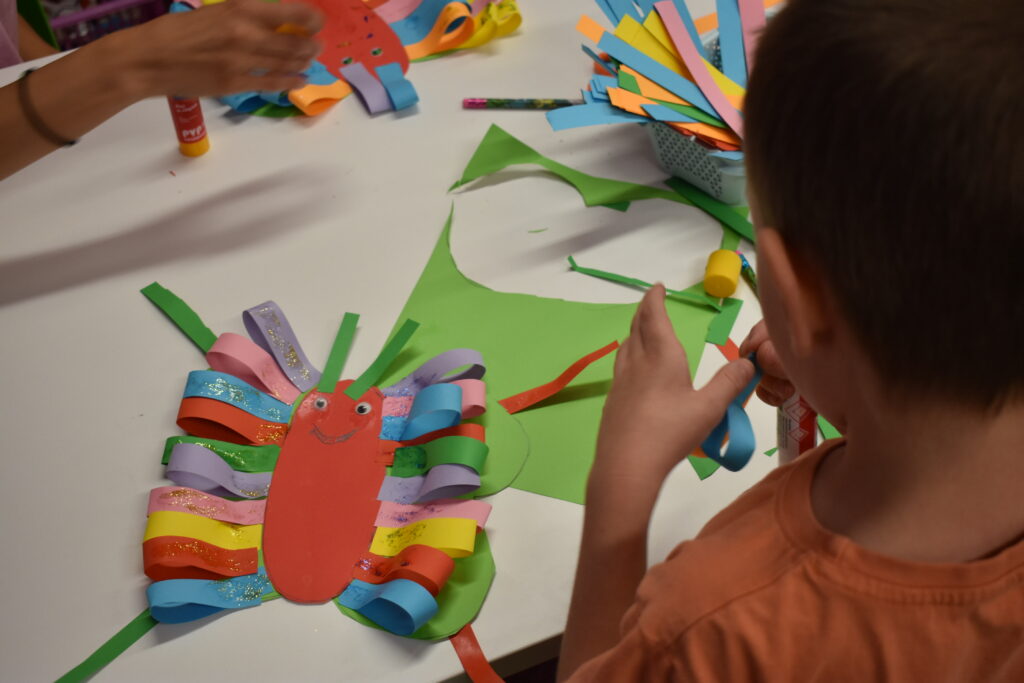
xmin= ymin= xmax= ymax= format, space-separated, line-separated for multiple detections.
xmin=166 ymin=443 xmax=272 ymax=499
xmin=378 ymin=475 xmax=425 ymax=505
xmin=383 ymin=348 xmax=485 ymax=397
xmin=341 ymin=63 xmax=393 ymax=114
xmin=243 ymin=301 xmax=320 ymax=393
xmin=417 ymin=464 xmax=479 ymax=503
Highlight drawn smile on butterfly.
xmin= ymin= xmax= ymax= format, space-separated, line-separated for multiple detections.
xmin=311 ymin=424 xmax=356 ymax=444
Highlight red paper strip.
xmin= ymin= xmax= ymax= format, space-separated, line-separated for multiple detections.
xmin=715 ymin=337 xmax=740 ymax=361
xmin=450 ymin=623 xmax=503 ymax=683
xmin=177 ymin=397 xmax=288 ymax=446
xmin=498 ymin=341 xmax=620 ymax=414
xmin=402 ymin=422 xmax=485 ymax=446
xmin=352 ymin=544 xmax=455 ymax=596
xmin=143 ymin=536 xmax=258 ymax=582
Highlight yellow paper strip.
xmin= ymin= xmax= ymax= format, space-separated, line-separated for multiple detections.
xmin=144 ymin=510 xmax=263 ymax=550
xmin=370 ymin=518 xmax=477 ymax=558
xmin=615 ymin=15 xmax=688 ymax=77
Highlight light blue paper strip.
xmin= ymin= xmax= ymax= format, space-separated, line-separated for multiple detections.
xmin=220 ymin=92 xmax=266 ymax=113
xmin=596 ymin=32 xmax=717 ymax=118
xmin=147 ymin=570 xmax=273 ymax=624
xmin=594 ymin=0 xmax=622 ymax=24
xmin=400 ymin=383 xmax=463 ymax=441
xmin=547 ymin=102 xmax=649 ymax=131
xmin=184 ymin=370 xmax=292 ymax=423
xmin=390 ymin=0 xmax=470 ymax=45
xmin=700 ymin=357 xmax=761 ymax=471
xmin=708 ymin=149 xmax=745 ymax=161
xmin=670 ymin=0 xmax=707 ymax=61
xmin=337 ymin=579 xmax=439 ymax=636
xmin=641 ymin=103 xmax=700 ymax=123
xmin=582 ymin=44 xmax=617 ymax=74
xmin=376 ymin=62 xmax=419 ymax=110
xmin=606 ymin=0 xmax=642 ymax=22
xmin=715 ymin=0 xmax=747 ymax=87
xmin=581 ymin=89 xmax=598 ymax=104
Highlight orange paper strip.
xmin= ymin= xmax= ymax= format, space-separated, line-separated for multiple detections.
xmin=499 ymin=341 xmax=620 ymax=414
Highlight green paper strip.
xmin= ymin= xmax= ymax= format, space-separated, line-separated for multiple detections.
xmin=391 ymin=447 xmax=427 ymax=477
xmin=764 ymin=447 xmax=778 ymax=457
xmin=344 ymin=319 xmax=421 ymax=400
xmin=318 ymin=313 xmax=360 ymax=393
xmin=818 ymin=416 xmax=843 ymax=440
xmin=450 ymin=124 xmax=693 ymax=213
xmin=337 ymin=528 xmax=496 ymax=640
xmin=162 ymin=436 xmax=279 ymax=472
xmin=719 ymin=228 xmax=741 ymax=251
xmin=663 ymin=177 xmax=756 ymax=244
xmin=705 ymin=298 xmax=743 ymax=345
xmin=687 ymin=454 xmax=720 ymax=480
xmin=567 ymin=255 xmax=722 ymax=311
xmin=56 ymin=608 xmax=157 ymax=683
xmin=389 ymin=436 xmax=489 ymax=477
xmin=141 ymin=282 xmax=217 ymax=353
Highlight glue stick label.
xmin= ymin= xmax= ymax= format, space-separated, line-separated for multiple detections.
xmin=168 ymin=97 xmax=207 ymax=144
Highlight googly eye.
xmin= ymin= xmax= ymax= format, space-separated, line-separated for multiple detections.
xmin=341 ymin=56 xmax=354 ymax=65
xmin=313 ymin=397 xmax=329 ymax=411
xmin=370 ymin=47 xmax=383 ymax=56
xmin=354 ymin=401 xmax=372 ymax=415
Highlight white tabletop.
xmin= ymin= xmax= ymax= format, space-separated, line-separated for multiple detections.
xmin=0 ymin=1 xmax=779 ymax=681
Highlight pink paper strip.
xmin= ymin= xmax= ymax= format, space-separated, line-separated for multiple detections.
xmin=147 ymin=486 xmax=267 ymax=525
xmin=375 ymin=499 xmax=492 ymax=529
xmin=737 ymin=0 xmax=766 ymax=72
xmin=654 ymin=0 xmax=745 ymax=138
xmin=207 ymin=333 xmax=300 ymax=404
xmin=383 ymin=395 xmax=415 ymax=417
xmin=451 ymin=379 xmax=486 ymax=419
xmin=372 ymin=0 xmax=423 ymax=24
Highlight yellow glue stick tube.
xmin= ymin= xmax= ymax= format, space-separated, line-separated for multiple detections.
xmin=704 ymin=249 xmax=742 ymax=298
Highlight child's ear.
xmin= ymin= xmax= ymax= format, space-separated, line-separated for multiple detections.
xmin=756 ymin=228 xmax=834 ymax=358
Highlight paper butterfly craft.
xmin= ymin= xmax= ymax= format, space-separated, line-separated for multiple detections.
xmin=140 ymin=283 xmax=496 ymax=639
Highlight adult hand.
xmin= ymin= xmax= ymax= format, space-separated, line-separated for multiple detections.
xmin=739 ymin=320 xmax=794 ymax=406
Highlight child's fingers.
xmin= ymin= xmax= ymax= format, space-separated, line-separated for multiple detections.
xmin=753 ymin=339 xmax=788 ymax=383
xmin=241 ymin=0 xmax=325 ymax=33
xmin=759 ymin=374 xmax=794 ymax=401
xmin=698 ymin=358 xmax=756 ymax=420
xmin=738 ymin=320 xmax=769 ymax=358
xmin=637 ymin=284 xmax=677 ymax=352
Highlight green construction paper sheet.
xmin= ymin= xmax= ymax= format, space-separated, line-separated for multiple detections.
xmin=450 ymin=124 xmax=695 ymax=213
xmin=379 ymin=209 xmax=717 ymax=503
xmin=337 ymin=528 xmax=497 ymax=640
xmin=706 ymin=297 xmax=743 ymax=345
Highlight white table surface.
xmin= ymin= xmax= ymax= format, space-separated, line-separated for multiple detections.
xmin=0 ymin=1 xmax=780 ymax=681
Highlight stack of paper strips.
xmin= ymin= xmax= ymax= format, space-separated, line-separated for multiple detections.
xmin=549 ymin=0 xmax=781 ymax=203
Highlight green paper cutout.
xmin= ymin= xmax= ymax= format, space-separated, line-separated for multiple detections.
xmin=319 ymin=313 xmax=360 ymax=392
xmin=687 ymin=453 xmax=721 ymax=479
xmin=249 ymin=102 xmax=302 ymax=118
xmin=337 ymin=528 xmax=496 ymax=640
xmin=450 ymin=124 xmax=695 ymax=213
xmin=818 ymin=416 xmax=842 ymax=440
xmin=141 ymin=282 xmax=217 ymax=353
xmin=664 ymin=177 xmax=755 ymax=244
xmin=527 ymin=228 xmax=548 ymax=233
xmin=56 ymin=608 xmax=157 ymax=683
xmin=380 ymin=208 xmax=716 ymax=503
xmin=344 ymin=319 xmax=420 ymax=400
xmin=706 ymin=298 xmax=743 ymax=345
xmin=567 ymin=255 xmax=721 ymax=311
xmin=764 ymin=447 xmax=778 ymax=456
xmin=162 ymin=436 xmax=279 ymax=472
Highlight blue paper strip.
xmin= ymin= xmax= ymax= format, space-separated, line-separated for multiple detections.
xmin=547 ymin=102 xmax=649 ymax=131
xmin=700 ymin=357 xmax=761 ymax=471
xmin=147 ymin=570 xmax=273 ymax=624
xmin=596 ymin=32 xmax=717 ymax=118
xmin=389 ymin=0 xmax=470 ymax=45
xmin=641 ymin=103 xmax=700 ymax=123
xmin=715 ymin=0 xmax=747 ymax=87
xmin=400 ymin=383 xmax=462 ymax=441
xmin=337 ymin=579 xmax=439 ymax=636
xmin=581 ymin=44 xmax=617 ymax=74
xmin=376 ymin=62 xmax=419 ymax=110
xmin=184 ymin=370 xmax=292 ymax=423
xmin=670 ymin=0 xmax=707 ymax=61
xmin=220 ymin=92 xmax=266 ymax=113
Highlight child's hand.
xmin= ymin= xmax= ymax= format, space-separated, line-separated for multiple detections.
xmin=739 ymin=321 xmax=794 ymax=406
xmin=591 ymin=285 xmax=756 ymax=490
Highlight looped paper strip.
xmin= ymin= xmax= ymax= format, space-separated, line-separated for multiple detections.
xmin=147 ymin=486 xmax=267 ymax=525
xmin=147 ymin=570 xmax=273 ymax=624
xmin=166 ymin=443 xmax=272 ymax=499
xmin=287 ymin=59 xmax=352 ymax=116
xmin=341 ymin=63 xmax=394 ymax=115
xmin=451 ymin=379 xmax=486 ymax=418
xmin=377 ymin=62 xmax=419 ymax=110
xmin=700 ymin=356 xmax=761 ymax=471
xmin=370 ymin=517 xmax=477 ymax=558
xmin=404 ymin=422 xmax=485 ymax=445
xmin=183 ymin=370 xmax=292 ymax=423
xmin=337 ymin=578 xmax=438 ymax=636
xmin=458 ymin=0 xmax=520 ymax=50
xmin=243 ymin=301 xmax=320 ymax=392
xmin=162 ymin=436 xmax=279 ymax=472
xmin=353 ymin=544 xmax=455 ymax=596
xmin=375 ymin=499 xmax=491 ymax=530
xmin=401 ymin=1 xmax=474 ymax=59
xmin=400 ymin=383 xmax=463 ymax=440
xmin=390 ymin=436 xmax=489 ymax=477
xmin=383 ymin=348 xmax=486 ymax=396
xmin=144 ymin=511 xmax=263 ymax=550
xmin=378 ymin=464 xmax=480 ymax=504
xmin=143 ymin=535 xmax=258 ymax=582
xmin=206 ymin=333 xmax=300 ymax=404
xmin=177 ymin=397 xmax=288 ymax=447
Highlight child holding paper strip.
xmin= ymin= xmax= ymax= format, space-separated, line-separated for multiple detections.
xmin=559 ymin=0 xmax=1024 ymax=679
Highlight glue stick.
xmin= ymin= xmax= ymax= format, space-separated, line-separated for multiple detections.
xmin=704 ymin=249 xmax=742 ymax=299
xmin=167 ymin=96 xmax=210 ymax=157
xmin=777 ymin=395 xmax=816 ymax=465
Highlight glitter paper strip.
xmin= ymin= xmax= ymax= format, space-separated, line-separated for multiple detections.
xmin=144 ymin=510 xmax=263 ymax=550
xmin=166 ymin=443 xmax=272 ymax=499
xmin=143 ymin=535 xmax=259 ymax=581
xmin=337 ymin=578 xmax=439 ymax=636
xmin=161 ymin=436 xmax=279 ymax=472
xmin=147 ymin=486 xmax=266 ymax=525
xmin=183 ymin=370 xmax=292 ymax=423
xmin=375 ymin=499 xmax=492 ymax=530
xmin=177 ymin=397 xmax=288 ymax=447
xmin=377 ymin=464 xmax=480 ymax=504
xmin=147 ymin=570 xmax=273 ymax=624
xmin=243 ymin=301 xmax=321 ymax=393
xmin=207 ymin=332 xmax=301 ymax=404
xmin=352 ymin=544 xmax=455 ymax=596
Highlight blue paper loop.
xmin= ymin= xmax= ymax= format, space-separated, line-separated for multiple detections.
xmin=184 ymin=370 xmax=292 ymax=423
xmin=336 ymin=578 xmax=438 ymax=636
xmin=700 ymin=357 xmax=761 ymax=471
xmin=147 ymin=570 xmax=273 ymax=624
xmin=400 ymin=383 xmax=463 ymax=441
xmin=376 ymin=62 xmax=419 ymax=110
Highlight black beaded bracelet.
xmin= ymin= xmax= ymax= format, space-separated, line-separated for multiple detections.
xmin=18 ymin=68 xmax=77 ymax=148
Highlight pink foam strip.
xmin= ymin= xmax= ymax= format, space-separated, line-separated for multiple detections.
xmin=452 ymin=379 xmax=486 ymax=419
xmin=207 ymin=333 xmax=300 ymax=404
xmin=383 ymin=395 xmax=415 ymax=417
xmin=737 ymin=0 xmax=767 ymax=72
xmin=375 ymin=499 xmax=492 ymax=529
xmin=147 ymin=486 xmax=267 ymax=525
xmin=654 ymin=0 xmax=745 ymax=138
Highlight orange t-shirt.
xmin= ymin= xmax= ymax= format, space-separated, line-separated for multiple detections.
xmin=571 ymin=441 xmax=1024 ymax=681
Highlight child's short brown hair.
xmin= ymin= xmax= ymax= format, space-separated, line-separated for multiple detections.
xmin=744 ymin=0 xmax=1023 ymax=408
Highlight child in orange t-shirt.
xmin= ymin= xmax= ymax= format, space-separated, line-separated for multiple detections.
xmin=558 ymin=0 xmax=1024 ymax=679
